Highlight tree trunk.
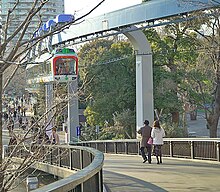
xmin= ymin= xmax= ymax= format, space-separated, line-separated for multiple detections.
xmin=0 ymin=73 xmax=4 ymax=189
xmin=207 ymin=83 xmax=220 ymax=138
xmin=182 ymin=112 xmax=188 ymax=137
xmin=207 ymin=114 xmax=218 ymax=138
xmin=132 ymin=127 xmax=136 ymax=139
xmin=171 ymin=111 xmax=179 ymax=124
xmin=190 ymin=110 xmax=197 ymax=120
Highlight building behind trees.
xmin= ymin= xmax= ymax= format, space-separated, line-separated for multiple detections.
xmin=0 ymin=0 xmax=65 ymax=42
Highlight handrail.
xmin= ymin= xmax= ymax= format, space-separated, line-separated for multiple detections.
xmin=7 ymin=145 xmax=104 ymax=192
xmin=80 ymin=138 xmax=220 ymax=142
xmin=32 ymin=145 xmax=104 ymax=192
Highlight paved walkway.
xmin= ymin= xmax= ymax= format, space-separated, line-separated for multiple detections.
xmin=103 ymin=154 xmax=220 ymax=192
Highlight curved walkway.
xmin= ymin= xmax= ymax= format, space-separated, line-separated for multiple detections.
xmin=103 ymin=154 xmax=220 ymax=192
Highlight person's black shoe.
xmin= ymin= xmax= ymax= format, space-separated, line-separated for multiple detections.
xmin=148 ymin=161 xmax=151 ymax=164
xmin=143 ymin=159 xmax=147 ymax=163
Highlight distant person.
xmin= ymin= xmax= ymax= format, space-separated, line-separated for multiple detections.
xmin=3 ymin=112 xmax=9 ymax=122
xmin=7 ymin=118 xmax=14 ymax=132
xmin=58 ymin=63 xmax=66 ymax=75
xmin=30 ymin=116 xmax=35 ymax=126
xmin=32 ymin=104 xmax=37 ymax=115
xmin=38 ymin=130 xmax=50 ymax=144
xmin=151 ymin=120 xmax=165 ymax=164
xmin=44 ymin=132 xmax=50 ymax=144
xmin=15 ymin=99 xmax=18 ymax=107
xmin=18 ymin=116 xmax=23 ymax=127
xmin=9 ymin=136 xmax=17 ymax=146
xmin=21 ymin=123 xmax=26 ymax=130
xmin=17 ymin=105 xmax=21 ymax=113
xmin=25 ymin=118 xmax=29 ymax=127
xmin=13 ymin=110 xmax=17 ymax=120
xmin=137 ymin=120 xmax=152 ymax=163
xmin=50 ymin=127 xmax=60 ymax=145
xmin=23 ymin=107 xmax=27 ymax=117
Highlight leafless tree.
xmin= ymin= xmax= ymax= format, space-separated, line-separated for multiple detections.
xmin=192 ymin=8 xmax=220 ymax=137
xmin=0 ymin=0 xmax=105 ymax=191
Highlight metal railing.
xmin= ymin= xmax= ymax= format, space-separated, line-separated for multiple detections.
xmin=7 ymin=138 xmax=219 ymax=191
xmin=8 ymin=145 xmax=104 ymax=192
xmin=77 ymin=138 xmax=220 ymax=162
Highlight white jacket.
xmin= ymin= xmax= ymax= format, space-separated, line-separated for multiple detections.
xmin=151 ymin=127 xmax=165 ymax=145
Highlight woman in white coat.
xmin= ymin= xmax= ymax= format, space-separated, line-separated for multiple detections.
xmin=151 ymin=120 xmax=165 ymax=164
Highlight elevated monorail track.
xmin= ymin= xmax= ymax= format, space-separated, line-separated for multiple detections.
xmin=52 ymin=0 xmax=220 ymax=48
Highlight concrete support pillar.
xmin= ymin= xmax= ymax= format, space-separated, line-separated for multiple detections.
xmin=67 ymin=80 xmax=79 ymax=144
xmin=45 ymin=83 xmax=53 ymax=136
xmin=124 ymin=27 xmax=154 ymax=132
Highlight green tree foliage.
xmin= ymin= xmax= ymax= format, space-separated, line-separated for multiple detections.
xmin=80 ymin=123 xmax=98 ymax=141
xmin=143 ymin=11 xmax=220 ymax=138
xmin=93 ymin=109 xmax=136 ymax=140
xmin=162 ymin=122 xmax=185 ymax=138
xmin=143 ymin=23 xmax=199 ymax=137
xmin=112 ymin=109 xmax=136 ymax=138
xmin=78 ymin=39 xmax=136 ymax=139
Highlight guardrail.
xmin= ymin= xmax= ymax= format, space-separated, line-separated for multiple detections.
xmin=8 ymin=145 xmax=104 ymax=192
xmin=77 ymin=138 xmax=220 ymax=162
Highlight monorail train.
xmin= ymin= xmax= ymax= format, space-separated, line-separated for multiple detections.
xmin=26 ymin=48 xmax=78 ymax=84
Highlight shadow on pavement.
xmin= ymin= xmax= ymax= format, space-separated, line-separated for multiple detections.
xmin=104 ymin=170 xmax=168 ymax=192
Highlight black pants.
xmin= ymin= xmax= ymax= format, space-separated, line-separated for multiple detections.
xmin=140 ymin=144 xmax=152 ymax=163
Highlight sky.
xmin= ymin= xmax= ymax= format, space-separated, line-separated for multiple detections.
xmin=64 ymin=0 xmax=142 ymax=17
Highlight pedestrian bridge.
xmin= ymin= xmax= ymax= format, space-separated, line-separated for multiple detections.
xmin=9 ymin=138 xmax=220 ymax=192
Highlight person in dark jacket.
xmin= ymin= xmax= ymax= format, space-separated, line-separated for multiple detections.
xmin=137 ymin=120 xmax=152 ymax=163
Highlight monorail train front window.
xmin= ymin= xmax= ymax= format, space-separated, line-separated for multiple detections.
xmin=55 ymin=58 xmax=76 ymax=75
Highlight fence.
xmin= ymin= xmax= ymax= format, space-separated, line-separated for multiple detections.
xmin=78 ymin=138 xmax=220 ymax=162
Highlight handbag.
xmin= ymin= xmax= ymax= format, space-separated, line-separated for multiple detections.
xmin=147 ymin=137 xmax=153 ymax=145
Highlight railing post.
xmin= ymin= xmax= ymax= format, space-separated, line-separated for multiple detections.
xmin=104 ymin=142 xmax=107 ymax=153
xmin=80 ymin=149 xmax=83 ymax=169
xmin=58 ymin=147 xmax=61 ymax=167
xmin=114 ymin=142 xmax=117 ymax=154
xmin=74 ymin=184 xmax=82 ymax=192
xmin=191 ymin=141 xmax=195 ymax=159
xmin=69 ymin=148 xmax=73 ymax=170
xmin=138 ymin=141 xmax=140 ymax=155
xmin=50 ymin=148 xmax=53 ymax=165
xmin=98 ymin=169 xmax=103 ymax=192
xmin=125 ymin=142 xmax=128 ymax=154
xmin=169 ymin=141 xmax=173 ymax=157
xmin=80 ymin=149 xmax=83 ymax=192
xmin=217 ymin=142 xmax=220 ymax=162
